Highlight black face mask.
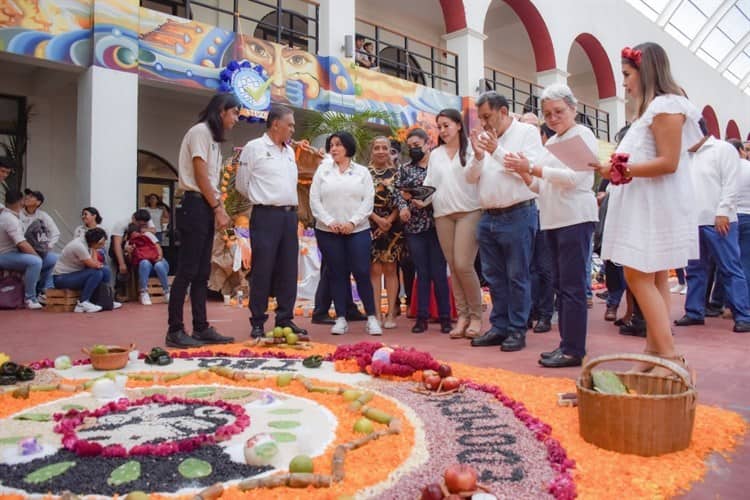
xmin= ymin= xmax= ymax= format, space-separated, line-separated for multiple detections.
xmin=409 ymin=147 xmax=425 ymax=162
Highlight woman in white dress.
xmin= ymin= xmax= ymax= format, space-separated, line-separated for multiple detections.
xmin=595 ymin=42 xmax=702 ymax=375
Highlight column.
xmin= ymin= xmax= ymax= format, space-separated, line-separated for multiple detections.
xmin=442 ymin=28 xmax=487 ymax=97
xmin=316 ymin=0 xmax=356 ymax=59
xmin=598 ymin=96 xmax=626 ymax=141
xmin=76 ymin=65 xmax=139 ymax=234
xmin=536 ymin=68 xmax=569 ymax=89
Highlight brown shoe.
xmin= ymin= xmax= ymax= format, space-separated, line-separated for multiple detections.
xmin=604 ymin=306 xmax=618 ymax=321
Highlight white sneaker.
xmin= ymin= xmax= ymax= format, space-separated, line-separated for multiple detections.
xmin=36 ymin=293 xmax=47 ymax=305
xmin=331 ymin=317 xmax=348 ymax=335
xmin=680 ymin=286 xmax=687 ymax=295
xmin=140 ymin=292 xmax=152 ymax=306
xmin=74 ymin=301 xmax=102 ymax=313
xmin=366 ymin=316 xmax=383 ymax=336
xmin=25 ymin=299 xmax=43 ymax=310
xmin=164 ymin=292 xmax=170 ymax=303
xmin=113 ymin=301 xmax=122 ymax=310
xmin=670 ymin=284 xmax=686 ymax=294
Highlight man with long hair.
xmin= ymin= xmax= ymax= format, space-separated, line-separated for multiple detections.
xmin=237 ymin=105 xmax=307 ymax=338
xmin=167 ymin=93 xmax=240 ymax=348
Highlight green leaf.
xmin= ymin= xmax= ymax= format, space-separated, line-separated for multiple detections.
xmin=185 ymin=387 xmax=216 ymax=398
xmin=14 ymin=413 xmax=50 ymax=422
xmin=141 ymin=388 xmax=167 ymax=396
xmin=254 ymin=441 xmax=279 ymax=459
xmin=61 ymin=404 xmax=86 ymax=411
xmin=222 ymin=389 xmax=253 ymax=400
xmin=107 ymin=461 xmax=141 ymax=486
xmin=267 ymin=420 xmax=300 ymax=429
xmin=302 ymin=110 xmax=398 ymax=163
xmin=268 ymin=408 xmax=303 ymax=415
xmin=270 ymin=432 xmax=297 ymax=443
xmin=178 ymin=458 xmax=212 ymax=479
xmin=24 ymin=461 xmax=76 ymax=484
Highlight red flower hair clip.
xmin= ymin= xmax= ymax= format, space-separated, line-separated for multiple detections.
xmin=621 ymin=47 xmax=642 ymax=68
xmin=610 ymin=153 xmax=632 ymax=185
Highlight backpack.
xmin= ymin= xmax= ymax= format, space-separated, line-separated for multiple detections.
xmin=90 ymin=282 xmax=115 ymax=311
xmin=129 ymin=233 xmax=160 ymax=265
xmin=24 ymin=218 xmax=50 ymax=258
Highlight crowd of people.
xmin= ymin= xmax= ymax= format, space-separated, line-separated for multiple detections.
xmin=2 ymin=40 xmax=749 ymax=375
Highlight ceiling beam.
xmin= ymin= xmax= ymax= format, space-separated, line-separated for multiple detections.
xmin=688 ymin=0 xmax=736 ymax=52
xmin=717 ymin=32 xmax=750 ymax=72
xmin=656 ymin=0 xmax=684 ymax=27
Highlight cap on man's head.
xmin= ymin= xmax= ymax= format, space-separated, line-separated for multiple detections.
xmin=23 ymin=188 xmax=44 ymax=205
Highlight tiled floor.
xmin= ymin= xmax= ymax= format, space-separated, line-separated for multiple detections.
xmin=2 ymin=293 xmax=748 ymax=498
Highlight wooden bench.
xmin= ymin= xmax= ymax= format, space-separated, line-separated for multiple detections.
xmin=45 ymin=288 xmax=81 ymax=313
xmin=146 ymin=276 xmax=174 ymax=304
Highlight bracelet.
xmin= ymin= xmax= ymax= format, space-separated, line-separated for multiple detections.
xmin=211 ymin=202 xmax=221 ymax=210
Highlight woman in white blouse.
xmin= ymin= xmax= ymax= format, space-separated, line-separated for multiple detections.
xmin=505 ymin=84 xmax=598 ymax=368
xmin=73 ymin=207 xmax=103 ymax=240
xmin=310 ymin=131 xmax=381 ymax=336
xmin=419 ymin=108 xmax=483 ymax=338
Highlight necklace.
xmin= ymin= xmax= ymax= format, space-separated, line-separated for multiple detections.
xmin=370 ymin=165 xmax=390 ymax=176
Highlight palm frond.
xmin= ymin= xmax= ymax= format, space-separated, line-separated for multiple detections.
xmin=302 ymin=109 xmax=397 ymax=163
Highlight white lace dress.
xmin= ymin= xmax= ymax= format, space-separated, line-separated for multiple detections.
xmin=601 ymin=95 xmax=702 ymax=273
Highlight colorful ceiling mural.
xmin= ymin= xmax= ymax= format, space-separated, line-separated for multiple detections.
xmin=0 ymin=0 xmax=460 ymax=127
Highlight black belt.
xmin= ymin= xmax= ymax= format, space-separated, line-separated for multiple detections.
xmin=255 ymin=204 xmax=298 ymax=212
xmin=183 ymin=191 xmax=203 ymax=199
xmin=484 ymin=199 xmax=535 ymax=216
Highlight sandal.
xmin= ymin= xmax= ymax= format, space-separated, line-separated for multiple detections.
xmin=465 ymin=319 xmax=482 ymax=339
xmin=627 ymin=349 xmax=658 ymax=374
xmin=651 ymin=354 xmax=696 ymax=385
xmin=449 ymin=317 xmax=469 ymax=339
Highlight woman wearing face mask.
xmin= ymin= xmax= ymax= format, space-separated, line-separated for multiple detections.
xmin=417 ymin=109 xmax=482 ymax=338
xmin=368 ymin=136 xmax=404 ymax=328
xmin=398 ymin=129 xmax=453 ymax=333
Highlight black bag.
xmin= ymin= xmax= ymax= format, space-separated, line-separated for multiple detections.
xmin=90 ymin=282 xmax=115 ymax=311
xmin=24 ymin=218 xmax=50 ymax=258
xmin=0 ymin=274 xmax=24 ymax=309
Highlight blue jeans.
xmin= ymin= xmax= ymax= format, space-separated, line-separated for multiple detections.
xmin=138 ymin=259 xmax=170 ymax=292
xmin=738 ymin=213 xmax=750 ymax=297
xmin=605 ymin=261 xmax=626 ymax=307
xmin=478 ymin=203 xmax=537 ymax=334
xmin=546 ymin=222 xmax=595 ymax=358
xmin=404 ymin=228 xmax=451 ymax=320
xmin=53 ymin=266 xmax=110 ymax=302
xmin=585 ymin=240 xmax=593 ymax=299
xmin=315 ymin=229 xmax=376 ymax=317
xmin=530 ymin=226 xmax=554 ymax=321
xmin=685 ymin=223 xmax=750 ymax=322
xmin=0 ymin=251 xmax=57 ymax=300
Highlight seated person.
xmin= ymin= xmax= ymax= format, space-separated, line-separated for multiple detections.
xmin=124 ymin=223 xmax=170 ymax=305
xmin=355 ymin=36 xmax=373 ymax=68
xmin=19 ymin=188 xmax=60 ymax=300
xmin=73 ymin=207 xmax=104 ymax=240
xmin=53 ymin=227 xmax=119 ymax=313
xmin=0 ymin=190 xmax=56 ymax=309
xmin=110 ymin=209 xmax=156 ymax=277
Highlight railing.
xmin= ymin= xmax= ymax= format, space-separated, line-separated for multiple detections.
xmin=483 ymin=66 xmax=610 ymax=141
xmin=141 ymin=0 xmax=319 ymax=53
xmin=355 ymin=18 xmax=459 ymax=95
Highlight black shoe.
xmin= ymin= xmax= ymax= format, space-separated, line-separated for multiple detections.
xmin=250 ymin=325 xmax=265 ymax=339
xmin=411 ymin=319 xmax=427 ymax=333
xmin=500 ymin=331 xmax=526 ymax=352
xmin=595 ymin=290 xmax=609 ymax=300
xmin=165 ymin=329 xmax=205 ymax=348
xmin=470 ymin=328 xmax=508 ymax=346
xmin=311 ymin=314 xmax=335 ymax=325
xmin=704 ymin=305 xmax=723 ymax=318
xmin=674 ymin=315 xmax=705 ymax=326
xmin=540 ymin=347 xmax=562 ymax=359
xmin=439 ymin=318 xmax=452 ymax=334
xmin=276 ymin=321 xmax=307 ymax=336
xmin=193 ymin=326 xmax=234 ymax=344
xmin=539 ymin=351 xmax=582 ymax=368
xmin=533 ymin=318 xmax=551 ymax=333
xmin=346 ymin=310 xmax=367 ymax=322
xmin=619 ymin=319 xmax=647 ymax=337
xmin=733 ymin=321 xmax=750 ymax=333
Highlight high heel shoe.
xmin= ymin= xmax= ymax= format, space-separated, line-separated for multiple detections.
xmin=465 ymin=319 xmax=482 ymax=339
xmin=449 ymin=317 xmax=469 ymax=339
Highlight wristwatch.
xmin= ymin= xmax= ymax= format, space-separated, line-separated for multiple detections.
xmin=528 ymin=164 xmax=534 ymax=175
xmin=624 ymin=166 xmax=632 ymax=179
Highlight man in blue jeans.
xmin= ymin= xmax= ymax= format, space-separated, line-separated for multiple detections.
xmin=465 ymin=91 xmax=545 ymax=352
xmin=0 ymin=190 xmax=55 ymax=309
xmin=675 ymin=123 xmax=750 ymax=332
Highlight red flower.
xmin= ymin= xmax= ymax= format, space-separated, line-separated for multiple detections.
xmin=621 ymin=47 xmax=642 ymax=67
xmin=610 ymin=152 xmax=632 ymax=185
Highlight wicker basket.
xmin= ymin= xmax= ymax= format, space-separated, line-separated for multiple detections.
xmin=576 ymin=353 xmax=696 ymax=456
xmin=82 ymin=344 xmax=135 ymax=371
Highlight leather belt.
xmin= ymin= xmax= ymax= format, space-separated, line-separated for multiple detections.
xmin=255 ymin=204 xmax=298 ymax=212
xmin=484 ymin=199 xmax=535 ymax=216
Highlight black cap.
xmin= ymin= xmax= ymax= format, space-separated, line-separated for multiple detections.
xmin=23 ymin=188 xmax=44 ymax=205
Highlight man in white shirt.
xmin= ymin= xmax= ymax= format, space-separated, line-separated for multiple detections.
xmin=237 ymin=105 xmax=307 ymax=338
xmin=465 ymin=91 xmax=545 ymax=352
xmin=0 ymin=190 xmax=55 ymax=309
xmin=675 ymin=121 xmax=750 ymax=332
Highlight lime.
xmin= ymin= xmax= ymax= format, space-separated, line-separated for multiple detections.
xmin=353 ymin=417 xmax=374 ymax=434
xmin=285 ymin=333 xmax=298 ymax=345
xmin=273 ymin=327 xmax=284 ymax=338
xmin=288 ymin=454 xmax=314 ymax=473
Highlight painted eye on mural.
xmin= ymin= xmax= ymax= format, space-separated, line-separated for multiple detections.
xmin=248 ymin=42 xmax=268 ymax=58
xmin=288 ymin=54 xmax=309 ymax=67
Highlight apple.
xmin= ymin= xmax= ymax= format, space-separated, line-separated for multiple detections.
xmin=423 ymin=374 xmax=441 ymax=391
xmin=420 ymin=483 xmax=443 ymax=500
xmin=437 ymin=363 xmax=452 ymax=378
xmin=353 ymin=417 xmax=374 ymax=434
xmin=444 ymin=463 xmax=478 ymax=493
xmin=441 ymin=376 xmax=460 ymax=391
xmin=422 ymin=370 xmax=438 ymax=382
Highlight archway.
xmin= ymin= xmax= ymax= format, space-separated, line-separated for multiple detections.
xmin=253 ymin=10 xmax=311 ymax=50
xmin=726 ymin=120 xmax=741 ymax=140
xmin=701 ymin=106 xmax=721 ymax=138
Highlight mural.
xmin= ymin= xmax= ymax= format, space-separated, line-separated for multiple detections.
xmin=0 ymin=1 xmax=461 ymax=127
